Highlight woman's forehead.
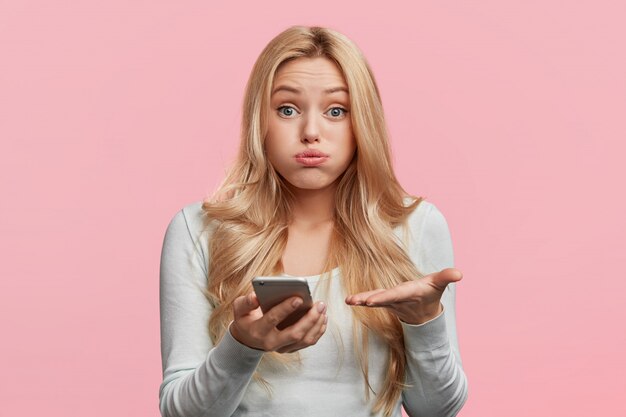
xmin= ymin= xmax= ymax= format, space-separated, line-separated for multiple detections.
xmin=272 ymin=57 xmax=348 ymax=95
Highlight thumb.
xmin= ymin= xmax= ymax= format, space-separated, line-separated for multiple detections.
xmin=247 ymin=292 xmax=260 ymax=309
xmin=233 ymin=292 xmax=260 ymax=319
xmin=430 ymin=268 xmax=463 ymax=290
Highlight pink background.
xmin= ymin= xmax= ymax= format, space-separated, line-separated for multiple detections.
xmin=1 ymin=1 xmax=624 ymax=416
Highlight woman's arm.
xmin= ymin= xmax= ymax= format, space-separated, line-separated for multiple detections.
xmin=343 ymin=202 xmax=468 ymax=415
xmin=158 ymin=206 xmax=264 ymax=417
xmin=400 ymin=286 xmax=467 ymax=416
xmin=400 ymin=203 xmax=468 ymax=417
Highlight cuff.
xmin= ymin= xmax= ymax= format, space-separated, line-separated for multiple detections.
xmin=209 ymin=321 xmax=265 ymax=373
xmin=401 ymin=304 xmax=449 ymax=351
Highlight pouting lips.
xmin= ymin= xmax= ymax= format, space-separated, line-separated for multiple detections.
xmin=295 ymin=149 xmax=329 ymax=158
xmin=296 ymin=156 xmax=328 ymax=167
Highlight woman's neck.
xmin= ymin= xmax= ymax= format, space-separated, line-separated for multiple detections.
xmin=288 ymin=183 xmax=336 ymax=226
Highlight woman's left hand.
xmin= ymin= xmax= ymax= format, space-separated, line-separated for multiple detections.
xmin=345 ymin=268 xmax=463 ymax=325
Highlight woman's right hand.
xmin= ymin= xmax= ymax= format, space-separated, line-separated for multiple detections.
xmin=229 ymin=293 xmax=327 ymax=353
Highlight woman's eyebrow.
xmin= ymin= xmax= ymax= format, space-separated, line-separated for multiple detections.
xmin=271 ymin=85 xmax=349 ymax=96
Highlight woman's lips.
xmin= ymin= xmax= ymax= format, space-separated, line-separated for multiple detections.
xmin=295 ymin=150 xmax=329 ymax=167
xmin=296 ymin=156 xmax=329 ymax=166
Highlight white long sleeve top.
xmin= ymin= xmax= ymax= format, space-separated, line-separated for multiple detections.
xmin=158 ymin=199 xmax=468 ymax=417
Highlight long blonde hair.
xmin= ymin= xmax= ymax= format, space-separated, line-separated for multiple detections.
xmin=201 ymin=25 xmax=424 ymax=416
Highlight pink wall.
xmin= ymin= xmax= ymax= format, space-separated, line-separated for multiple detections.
xmin=1 ymin=1 xmax=624 ymax=416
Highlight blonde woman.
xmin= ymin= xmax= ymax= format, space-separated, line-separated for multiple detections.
xmin=159 ymin=25 xmax=468 ymax=417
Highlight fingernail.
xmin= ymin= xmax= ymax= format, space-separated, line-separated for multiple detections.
xmin=317 ymin=302 xmax=326 ymax=313
xmin=292 ymin=298 xmax=303 ymax=308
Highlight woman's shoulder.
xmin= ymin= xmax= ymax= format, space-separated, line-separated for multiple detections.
xmin=164 ymin=200 xmax=213 ymax=248
xmin=397 ymin=196 xmax=452 ymax=247
xmin=160 ymin=201 xmax=212 ymax=278
xmin=180 ymin=200 xmax=208 ymax=229
xmin=401 ymin=196 xmax=443 ymax=227
xmin=398 ymin=196 xmax=455 ymax=273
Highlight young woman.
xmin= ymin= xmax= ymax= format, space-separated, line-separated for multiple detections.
xmin=159 ymin=26 xmax=468 ymax=417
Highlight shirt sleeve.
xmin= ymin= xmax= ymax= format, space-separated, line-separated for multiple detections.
xmin=158 ymin=207 xmax=264 ymax=417
xmin=400 ymin=202 xmax=469 ymax=417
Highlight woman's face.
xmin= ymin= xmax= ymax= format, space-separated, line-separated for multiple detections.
xmin=265 ymin=56 xmax=356 ymax=193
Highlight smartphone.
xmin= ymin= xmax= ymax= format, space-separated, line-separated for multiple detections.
xmin=252 ymin=276 xmax=313 ymax=330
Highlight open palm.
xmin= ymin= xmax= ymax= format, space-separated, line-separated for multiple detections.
xmin=345 ymin=268 xmax=463 ymax=325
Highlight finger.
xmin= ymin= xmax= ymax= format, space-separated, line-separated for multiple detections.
xmin=274 ymin=301 xmax=325 ymax=346
xmin=258 ymin=296 xmax=305 ymax=333
xmin=362 ymin=286 xmax=406 ymax=307
xmin=302 ymin=308 xmax=327 ymax=344
xmin=429 ymin=268 xmax=463 ymax=290
xmin=232 ymin=293 xmax=259 ymax=319
xmin=345 ymin=289 xmax=387 ymax=305
xmin=364 ymin=276 xmax=451 ymax=306
xmin=278 ymin=313 xmax=327 ymax=353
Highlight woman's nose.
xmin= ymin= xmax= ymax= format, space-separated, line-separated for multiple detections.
xmin=301 ymin=113 xmax=320 ymax=143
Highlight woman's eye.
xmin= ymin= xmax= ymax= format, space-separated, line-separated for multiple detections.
xmin=277 ymin=106 xmax=298 ymax=118
xmin=277 ymin=106 xmax=348 ymax=119
xmin=327 ymin=107 xmax=348 ymax=118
